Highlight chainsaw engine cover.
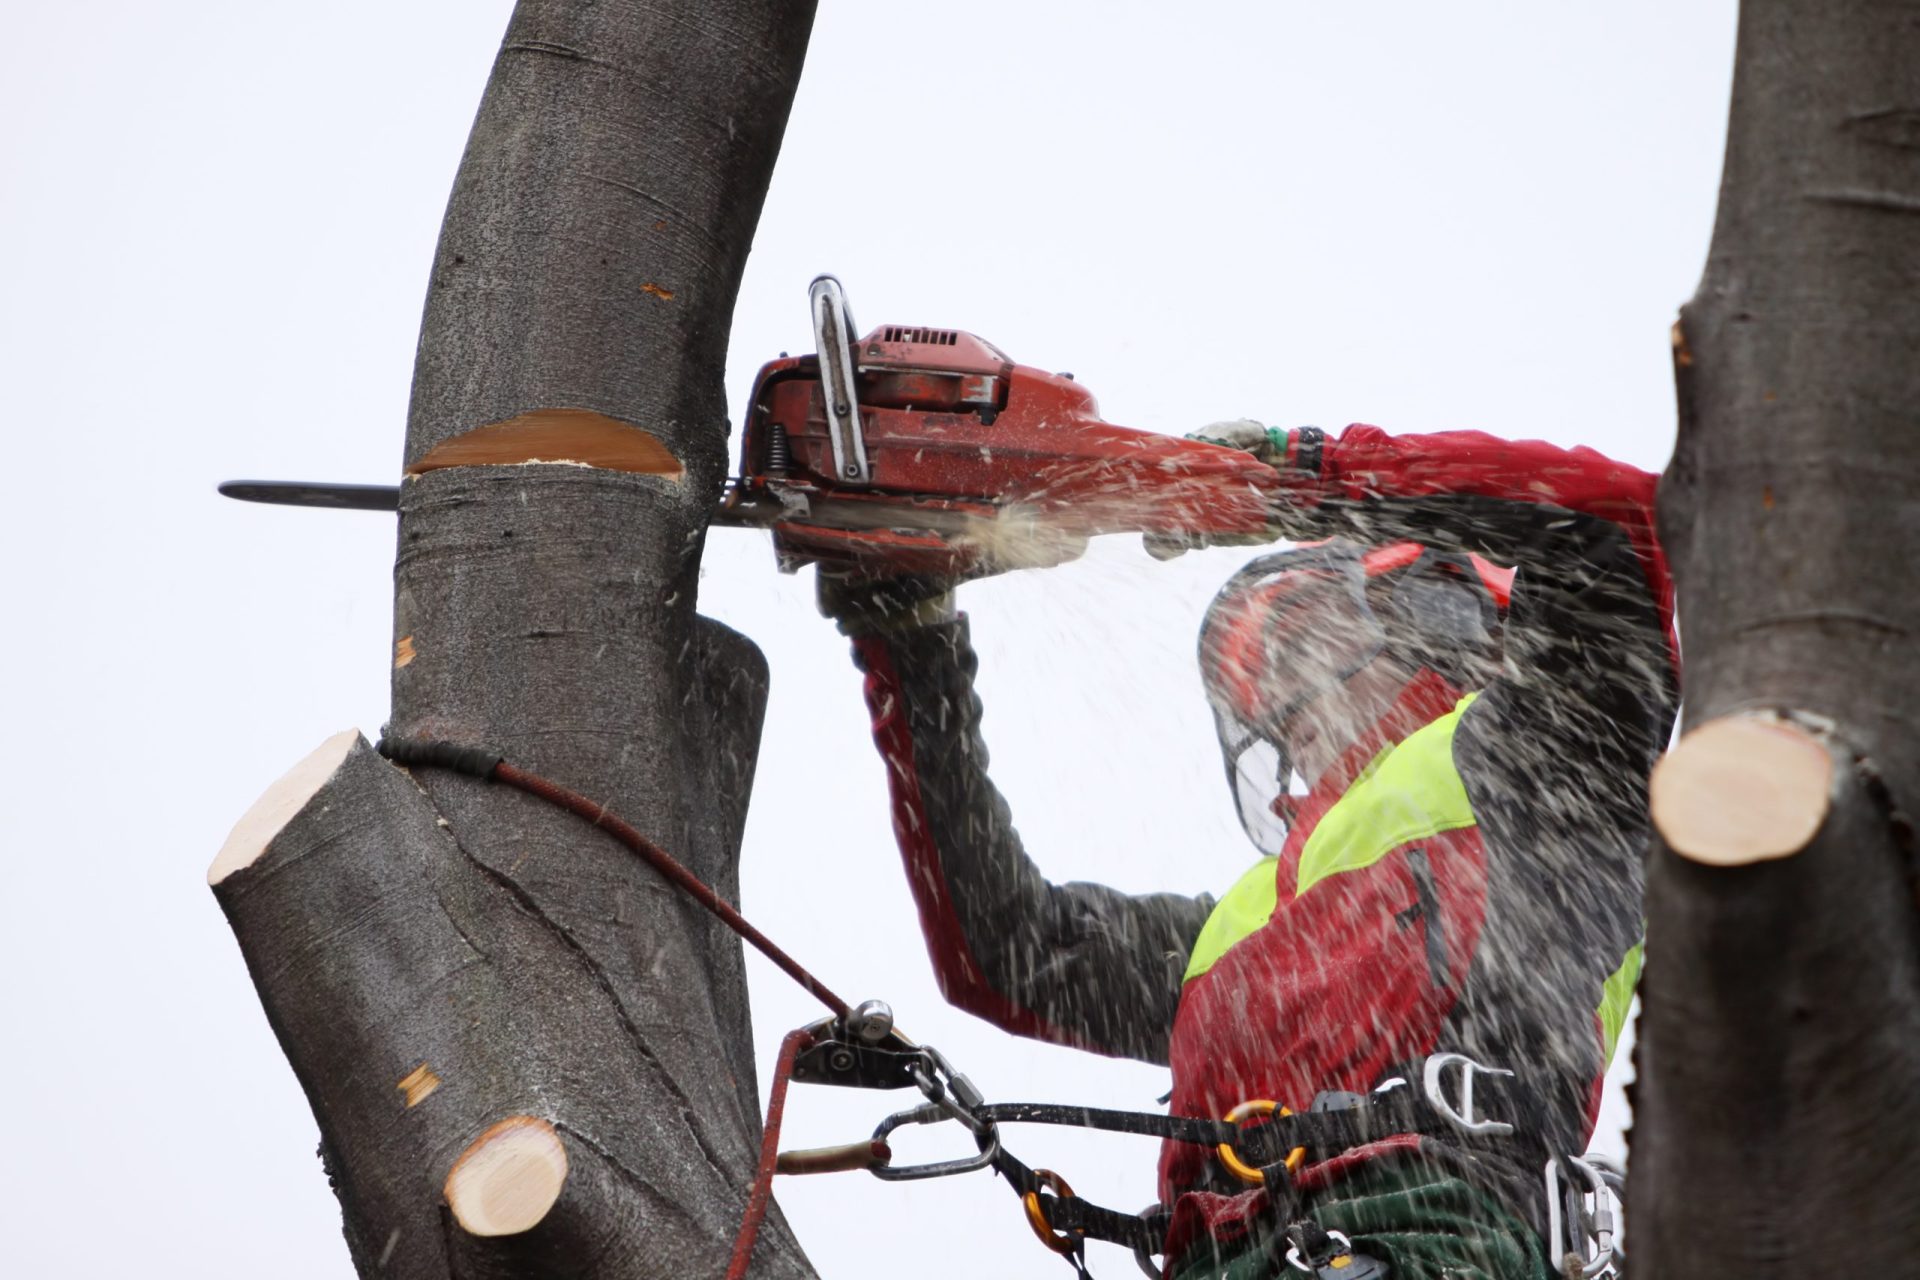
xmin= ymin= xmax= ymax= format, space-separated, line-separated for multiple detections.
xmin=737 ymin=322 xmax=1279 ymax=575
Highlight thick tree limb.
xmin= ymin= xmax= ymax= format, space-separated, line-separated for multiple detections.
xmin=214 ymin=734 xmax=810 ymax=1276
xmin=1634 ymin=0 xmax=1920 ymax=1270
xmin=215 ymin=1 xmax=817 ymax=1274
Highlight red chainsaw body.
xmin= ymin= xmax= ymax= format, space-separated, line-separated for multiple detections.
xmin=736 ymin=323 xmax=1278 ymax=575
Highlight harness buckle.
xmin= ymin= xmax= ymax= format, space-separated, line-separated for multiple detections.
xmin=1421 ymin=1052 xmax=1515 ymax=1137
xmin=1281 ymin=1226 xmax=1387 ymax=1277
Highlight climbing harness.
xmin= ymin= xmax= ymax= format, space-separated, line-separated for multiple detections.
xmin=377 ymin=734 xmax=1526 ymax=1279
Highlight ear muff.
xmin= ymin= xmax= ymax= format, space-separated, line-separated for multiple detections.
xmin=1378 ymin=551 xmax=1505 ymax=684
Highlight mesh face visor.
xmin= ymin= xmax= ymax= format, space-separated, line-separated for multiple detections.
xmin=1199 ymin=547 xmax=1389 ymax=852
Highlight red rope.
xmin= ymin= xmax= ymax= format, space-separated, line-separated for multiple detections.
xmin=726 ymin=1026 xmax=813 ymax=1280
xmin=400 ymin=749 xmax=855 ymax=1275
xmin=494 ymin=762 xmax=852 ymax=1018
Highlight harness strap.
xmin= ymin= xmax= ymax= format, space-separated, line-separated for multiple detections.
xmin=974 ymin=1074 xmax=1510 ymax=1175
xmin=991 ymin=1144 xmax=1172 ymax=1256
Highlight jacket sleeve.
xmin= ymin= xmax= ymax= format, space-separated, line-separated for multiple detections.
xmin=1273 ymin=423 xmax=1680 ymax=754
xmin=851 ymin=618 xmax=1216 ymax=1065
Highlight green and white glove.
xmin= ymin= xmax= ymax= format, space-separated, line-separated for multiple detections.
xmin=1188 ymin=418 xmax=1292 ymax=466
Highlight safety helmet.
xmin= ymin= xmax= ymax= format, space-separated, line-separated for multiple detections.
xmin=1199 ymin=539 xmax=1514 ymax=852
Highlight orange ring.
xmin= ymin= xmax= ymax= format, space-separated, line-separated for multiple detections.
xmin=1021 ymin=1168 xmax=1081 ymax=1254
xmin=1216 ymin=1099 xmax=1306 ymax=1184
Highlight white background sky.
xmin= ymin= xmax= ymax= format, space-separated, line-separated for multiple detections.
xmin=1 ymin=3 xmax=1736 ymax=1275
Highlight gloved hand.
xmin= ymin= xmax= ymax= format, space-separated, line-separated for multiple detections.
xmin=816 ymin=570 xmax=958 ymax=638
xmin=1143 ymin=419 xmax=1299 ymax=560
xmin=814 ymin=515 xmax=1089 ymax=636
xmin=1187 ymin=418 xmax=1292 ymax=467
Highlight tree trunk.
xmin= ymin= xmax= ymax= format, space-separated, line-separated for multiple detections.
xmin=1633 ymin=0 xmax=1920 ymax=1272
xmin=209 ymin=2 xmax=818 ymax=1275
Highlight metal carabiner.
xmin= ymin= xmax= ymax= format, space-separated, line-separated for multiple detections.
xmin=1544 ymin=1154 xmax=1619 ymax=1278
xmin=911 ymin=1048 xmax=996 ymax=1137
xmin=1422 ymin=1052 xmax=1515 ymax=1137
xmin=866 ymin=1101 xmax=1002 ymax=1182
xmin=1022 ymin=1168 xmax=1084 ymax=1255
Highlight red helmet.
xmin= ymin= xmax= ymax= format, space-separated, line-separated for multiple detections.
xmin=1199 ymin=539 xmax=1513 ymax=851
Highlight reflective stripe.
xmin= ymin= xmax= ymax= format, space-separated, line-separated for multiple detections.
xmin=1183 ymin=857 xmax=1282 ymax=982
xmin=1182 ymin=694 xmax=1480 ymax=984
xmin=1597 ymin=939 xmax=1644 ymax=1063
xmin=1294 ymin=694 xmax=1480 ymax=898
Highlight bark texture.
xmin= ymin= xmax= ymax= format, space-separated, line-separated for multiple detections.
xmin=215 ymin=1 xmax=818 ymax=1275
xmin=1632 ymin=0 xmax=1920 ymax=1271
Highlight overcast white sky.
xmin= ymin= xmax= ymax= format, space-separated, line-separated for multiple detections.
xmin=1 ymin=3 xmax=1736 ymax=1275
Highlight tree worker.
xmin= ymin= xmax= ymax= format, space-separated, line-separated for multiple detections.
xmin=818 ymin=420 xmax=1678 ymax=1280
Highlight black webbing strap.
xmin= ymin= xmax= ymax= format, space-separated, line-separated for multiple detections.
xmin=990 ymin=1145 xmax=1171 ymax=1256
xmin=975 ymin=1078 xmax=1503 ymax=1172
xmin=978 ymin=1102 xmax=1229 ymax=1146
xmin=972 ymin=1075 xmax=1520 ymax=1258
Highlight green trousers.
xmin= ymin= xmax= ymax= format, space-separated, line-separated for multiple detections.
xmin=1168 ymin=1160 xmax=1552 ymax=1280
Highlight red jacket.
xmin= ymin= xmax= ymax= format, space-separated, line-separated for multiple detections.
xmin=850 ymin=425 xmax=1679 ymax=1250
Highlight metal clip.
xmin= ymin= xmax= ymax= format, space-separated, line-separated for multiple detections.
xmin=864 ymin=1041 xmax=1002 ymax=1181
xmin=788 ymin=1009 xmax=927 ymax=1091
xmin=867 ymin=1101 xmax=1002 ymax=1181
xmin=1421 ymin=1052 xmax=1515 ymax=1137
xmin=913 ymin=1045 xmax=993 ymax=1136
xmin=1284 ymin=1229 xmax=1353 ymax=1273
xmin=1544 ymin=1155 xmax=1620 ymax=1278
xmin=808 ymin=274 xmax=871 ymax=485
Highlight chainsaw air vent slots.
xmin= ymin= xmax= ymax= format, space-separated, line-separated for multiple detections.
xmin=882 ymin=326 xmax=960 ymax=346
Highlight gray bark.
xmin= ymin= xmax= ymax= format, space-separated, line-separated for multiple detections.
xmin=1632 ymin=0 xmax=1920 ymax=1271
xmin=215 ymin=1 xmax=817 ymax=1275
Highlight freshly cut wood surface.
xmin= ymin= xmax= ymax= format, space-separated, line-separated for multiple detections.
xmin=406 ymin=408 xmax=683 ymax=478
xmin=208 ymin=728 xmax=360 ymax=885
xmin=446 ymin=1117 xmax=569 ymax=1238
xmin=1651 ymin=714 xmax=1833 ymax=866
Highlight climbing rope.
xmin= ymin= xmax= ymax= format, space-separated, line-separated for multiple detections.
xmin=376 ymin=734 xmax=852 ymax=1018
xmin=377 ymin=734 xmax=850 ymax=1277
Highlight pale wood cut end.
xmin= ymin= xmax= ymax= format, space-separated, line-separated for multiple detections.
xmin=1651 ymin=714 xmax=1833 ymax=866
xmin=407 ymin=408 xmax=684 ymax=479
xmin=209 ymin=729 xmax=362 ymax=885
xmin=445 ymin=1116 xmax=569 ymax=1238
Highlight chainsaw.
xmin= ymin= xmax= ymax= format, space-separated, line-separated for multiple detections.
xmin=220 ymin=275 xmax=1280 ymax=575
